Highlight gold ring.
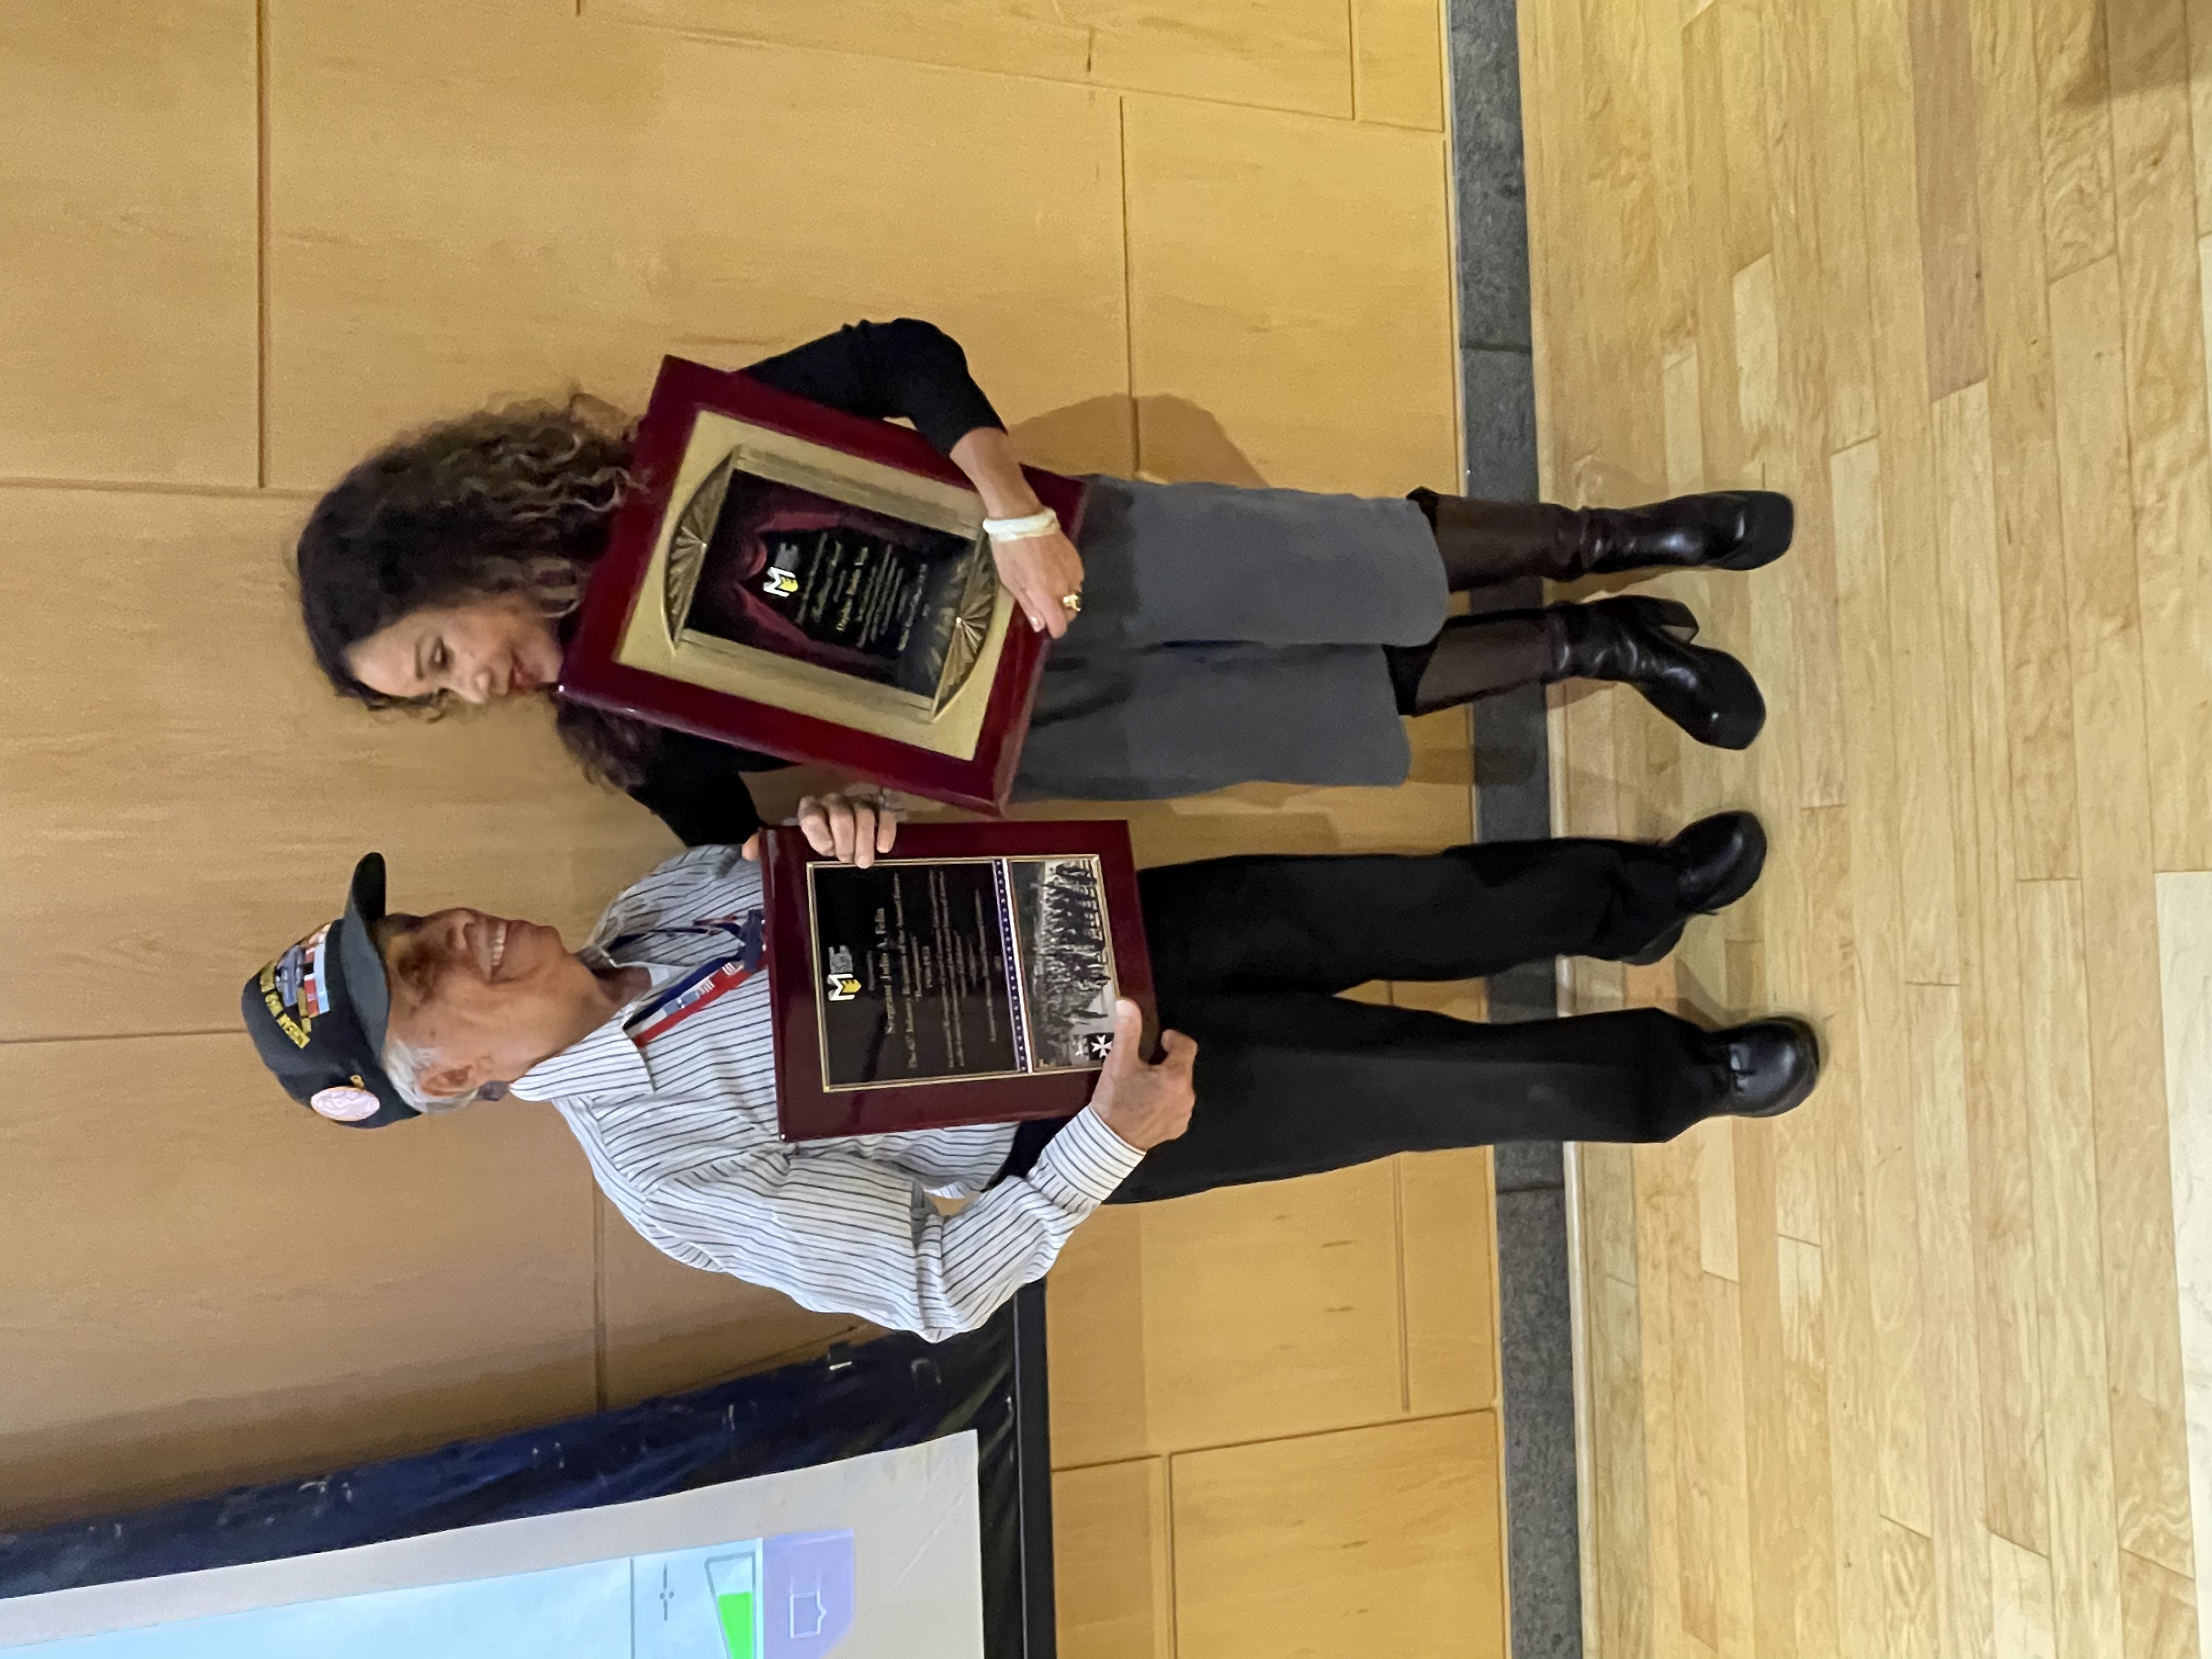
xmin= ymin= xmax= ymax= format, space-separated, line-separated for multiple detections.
xmin=1059 ymin=592 xmax=1082 ymax=614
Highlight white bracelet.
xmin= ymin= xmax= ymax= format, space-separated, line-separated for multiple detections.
xmin=982 ymin=507 xmax=1059 ymax=542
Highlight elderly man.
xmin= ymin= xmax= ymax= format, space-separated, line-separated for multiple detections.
xmin=244 ymin=799 xmax=1817 ymax=1341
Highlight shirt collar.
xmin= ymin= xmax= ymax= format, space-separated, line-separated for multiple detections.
xmin=579 ymin=944 xmax=689 ymax=992
xmin=513 ymin=1010 xmax=652 ymax=1106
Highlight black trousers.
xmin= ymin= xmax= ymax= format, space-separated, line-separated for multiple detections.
xmin=1005 ymin=837 xmax=1729 ymax=1204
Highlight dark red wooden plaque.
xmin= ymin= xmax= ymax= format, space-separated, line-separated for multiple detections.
xmin=558 ymin=355 xmax=1089 ymax=813
xmin=761 ymin=821 xmax=1155 ymax=1141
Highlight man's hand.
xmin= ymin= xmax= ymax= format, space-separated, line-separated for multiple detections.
xmin=1088 ymin=998 xmax=1198 ymax=1153
xmin=741 ymin=791 xmax=899 ymax=867
xmin=991 ymin=526 xmax=1087 ymax=639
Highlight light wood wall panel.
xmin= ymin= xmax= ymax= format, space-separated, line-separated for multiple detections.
xmin=0 ymin=487 xmax=676 ymax=1042
xmin=1400 ymin=1147 xmax=1502 ymax=1414
xmin=1170 ymin=1413 xmax=1507 ymax=1658
xmin=1048 ymin=1151 xmax=1497 ymax=1466
xmin=1052 ymin=1459 xmax=1174 ymax=1659
xmin=1122 ymin=95 xmax=1459 ymax=496
xmin=596 ymin=0 xmax=1096 ymax=87
xmin=0 ymin=0 xmax=258 ymax=484
xmin=1355 ymin=0 xmax=1447 ymax=130
xmin=266 ymin=0 xmax=1130 ymax=489
xmin=0 ymin=1034 xmax=600 ymax=1527
xmin=595 ymin=1195 xmax=868 ymax=1408
xmin=1125 ymin=1165 xmax=1412 ymax=1453
xmin=592 ymin=0 xmax=1362 ymax=119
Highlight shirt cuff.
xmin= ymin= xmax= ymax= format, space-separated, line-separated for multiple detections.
xmin=1025 ymin=1106 xmax=1147 ymax=1212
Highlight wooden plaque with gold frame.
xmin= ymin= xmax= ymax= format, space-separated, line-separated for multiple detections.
xmin=560 ymin=356 xmax=1089 ymax=812
xmin=759 ymin=820 xmax=1155 ymax=1141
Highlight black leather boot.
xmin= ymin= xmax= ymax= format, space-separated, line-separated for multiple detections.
xmin=1575 ymin=492 xmax=1795 ymax=576
xmin=1549 ymin=596 xmax=1767 ymax=750
xmin=1414 ymin=488 xmax=1795 ymax=588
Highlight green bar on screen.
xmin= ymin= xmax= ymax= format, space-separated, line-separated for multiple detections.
xmin=715 ymin=1590 xmax=756 ymax=1659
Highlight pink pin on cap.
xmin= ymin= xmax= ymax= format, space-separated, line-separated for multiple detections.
xmin=310 ymin=1086 xmax=381 ymax=1123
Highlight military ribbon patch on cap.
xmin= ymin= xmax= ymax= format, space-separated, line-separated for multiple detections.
xmin=310 ymin=1085 xmax=381 ymax=1123
xmin=271 ymin=923 xmax=332 ymax=1020
xmin=298 ymin=926 xmax=332 ymax=1019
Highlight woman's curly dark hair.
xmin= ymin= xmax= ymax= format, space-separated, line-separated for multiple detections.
xmin=296 ymin=393 xmax=664 ymax=788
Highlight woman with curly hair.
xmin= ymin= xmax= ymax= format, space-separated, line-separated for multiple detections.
xmin=301 ymin=318 xmax=1791 ymax=851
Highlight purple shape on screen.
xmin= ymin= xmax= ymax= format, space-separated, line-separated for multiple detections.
xmin=763 ymin=1529 xmax=856 ymax=1659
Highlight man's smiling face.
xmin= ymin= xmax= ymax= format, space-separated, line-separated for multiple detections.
xmin=373 ymin=909 xmax=613 ymax=1101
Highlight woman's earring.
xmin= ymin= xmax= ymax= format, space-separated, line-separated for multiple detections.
xmin=527 ymin=557 xmax=583 ymax=620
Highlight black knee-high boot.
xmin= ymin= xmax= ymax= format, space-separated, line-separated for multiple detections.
xmin=1383 ymin=595 xmax=1766 ymax=749
xmin=1410 ymin=488 xmax=1796 ymax=590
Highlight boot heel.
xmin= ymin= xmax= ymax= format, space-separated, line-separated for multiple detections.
xmin=1606 ymin=594 xmax=1700 ymax=641
xmin=1569 ymin=597 xmax=1766 ymax=749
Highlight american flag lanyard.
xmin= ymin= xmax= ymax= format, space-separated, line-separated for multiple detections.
xmin=615 ymin=911 xmax=766 ymax=1049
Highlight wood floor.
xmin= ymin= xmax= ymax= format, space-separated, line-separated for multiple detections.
xmin=1521 ymin=0 xmax=2212 ymax=1654
xmin=1 ymin=3 xmax=1506 ymax=1655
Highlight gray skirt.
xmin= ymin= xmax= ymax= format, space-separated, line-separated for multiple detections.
xmin=1012 ymin=477 xmax=1448 ymax=800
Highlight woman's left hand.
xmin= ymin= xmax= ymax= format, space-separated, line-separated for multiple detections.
xmin=992 ymin=527 xmax=1086 ymax=639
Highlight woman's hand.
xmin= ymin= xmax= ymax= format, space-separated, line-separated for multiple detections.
xmin=947 ymin=427 xmax=1085 ymax=639
xmin=992 ymin=526 xmax=1086 ymax=639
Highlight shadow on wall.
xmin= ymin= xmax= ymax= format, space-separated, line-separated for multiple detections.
xmin=1009 ymin=393 xmax=1271 ymax=488
xmin=2036 ymin=0 xmax=2181 ymax=101
xmin=0 ymin=1341 xmax=598 ymax=1534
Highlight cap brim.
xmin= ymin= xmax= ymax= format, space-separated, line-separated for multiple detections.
xmin=348 ymin=853 xmax=387 ymax=927
xmin=337 ymin=853 xmax=392 ymax=1053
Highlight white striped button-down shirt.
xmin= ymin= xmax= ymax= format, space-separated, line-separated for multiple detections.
xmin=513 ymin=845 xmax=1144 ymax=1341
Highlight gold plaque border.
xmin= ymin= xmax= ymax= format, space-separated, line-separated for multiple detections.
xmin=614 ymin=409 xmax=1011 ymax=760
xmin=806 ymin=854 xmax=1119 ymax=1095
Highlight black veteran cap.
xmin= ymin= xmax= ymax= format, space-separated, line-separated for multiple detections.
xmin=241 ymin=853 xmax=419 ymax=1129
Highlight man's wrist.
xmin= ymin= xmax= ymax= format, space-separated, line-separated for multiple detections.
xmin=1093 ymin=1109 xmax=1144 ymax=1156
xmin=1026 ymin=1105 xmax=1148 ymax=1210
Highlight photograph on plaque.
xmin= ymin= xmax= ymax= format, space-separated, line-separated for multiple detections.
xmin=806 ymin=855 xmax=1120 ymax=1093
